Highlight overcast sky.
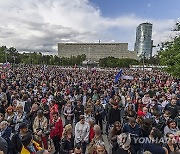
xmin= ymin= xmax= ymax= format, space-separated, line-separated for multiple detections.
xmin=0 ymin=0 xmax=179 ymax=55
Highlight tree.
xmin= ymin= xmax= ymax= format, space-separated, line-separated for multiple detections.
xmin=99 ymin=57 xmax=139 ymax=68
xmin=158 ymin=21 xmax=180 ymax=78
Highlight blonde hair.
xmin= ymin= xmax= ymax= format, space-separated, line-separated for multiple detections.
xmin=176 ymin=131 xmax=180 ymax=136
xmin=0 ymin=151 xmax=4 ymax=154
xmin=16 ymin=105 xmax=23 ymax=110
xmin=144 ymin=151 xmax=152 ymax=154
xmin=65 ymin=124 xmax=72 ymax=131
xmin=62 ymin=124 xmax=72 ymax=138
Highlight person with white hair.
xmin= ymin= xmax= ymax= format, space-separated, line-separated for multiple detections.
xmin=87 ymin=125 xmax=103 ymax=154
xmin=94 ymin=141 xmax=107 ymax=154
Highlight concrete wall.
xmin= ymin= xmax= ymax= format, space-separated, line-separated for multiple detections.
xmin=58 ymin=43 xmax=137 ymax=61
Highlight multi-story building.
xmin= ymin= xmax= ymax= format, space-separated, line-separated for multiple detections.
xmin=134 ymin=23 xmax=153 ymax=59
xmin=58 ymin=43 xmax=137 ymax=61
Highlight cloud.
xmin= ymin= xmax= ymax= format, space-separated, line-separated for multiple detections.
xmin=147 ymin=3 xmax=151 ymax=8
xmin=0 ymin=0 xmax=177 ymax=55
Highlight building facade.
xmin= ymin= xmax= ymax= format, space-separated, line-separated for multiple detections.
xmin=134 ymin=23 xmax=153 ymax=59
xmin=58 ymin=43 xmax=137 ymax=61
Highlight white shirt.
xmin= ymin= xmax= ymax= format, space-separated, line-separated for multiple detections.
xmin=162 ymin=100 xmax=169 ymax=108
xmin=75 ymin=121 xmax=90 ymax=143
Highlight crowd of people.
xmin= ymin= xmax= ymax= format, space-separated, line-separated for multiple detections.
xmin=0 ymin=65 xmax=179 ymax=154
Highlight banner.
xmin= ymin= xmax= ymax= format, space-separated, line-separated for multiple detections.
xmin=121 ymin=75 xmax=134 ymax=80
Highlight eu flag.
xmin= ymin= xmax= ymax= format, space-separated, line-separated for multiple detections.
xmin=115 ymin=69 xmax=122 ymax=83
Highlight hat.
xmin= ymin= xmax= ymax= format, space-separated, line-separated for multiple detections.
xmin=41 ymin=98 xmax=47 ymax=103
xmin=19 ymin=122 xmax=28 ymax=129
xmin=137 ymin=110 xmax=145 ymax=117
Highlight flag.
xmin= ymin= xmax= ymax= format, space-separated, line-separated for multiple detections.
xmin=115 ymin=69 xmax=123 ymax=83
xmin=3 ymin=62 xmax=10 ymax=68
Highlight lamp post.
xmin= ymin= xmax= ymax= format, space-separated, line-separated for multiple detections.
xmin=4 ymin=49 xmax=7 ymax=63
xmin=12 ymin=56 xmax=16 ymax=71
xmin=142 ymin=51 xmax=145 ymax=73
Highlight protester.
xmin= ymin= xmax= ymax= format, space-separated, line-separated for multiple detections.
xmin=0 ymin=65 xmax=179 ymax=153
xmin=73 ymin=144 xmax=83 ymax=154
xmin=0 ymin=136 xmax=8 ymax=154
xmin=94 ymin=100 xmax=104 ymax=130
xmin=113 ymin=133 xmax=136 ymax=154
xmin=123 ymin=117 xmax=142 ymax=153
xmin=50 ymin=112 xmax=63 ymax=154
xmin=142 ymin=127 xmax=166 ymax=154
xmin=164 ymin=119 xmax=179 ymax=136
xmin=163 ymin=133 xmax=179 ymax=153
xmin=75 ymin=115 xmax=90 ymax=154
xmin=60 ymin=124 xmax=74 ymax=154
xmin=33 ymin=110 xmax=48 ymax=149
xmin=108 ymin=121 xmax=122 ymax=154
xmin=21 ymin=132 xmax=42 ymax=153
xmin=93 ymin=141 xmax=107 ymax=154
xmin=87 ymin=125 xmax=103 ymax=154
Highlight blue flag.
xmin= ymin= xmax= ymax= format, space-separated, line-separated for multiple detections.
xmin=115 ymin=69 xmax=122 ymax=83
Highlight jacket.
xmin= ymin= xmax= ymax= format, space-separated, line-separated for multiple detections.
xmin=50 ymin=117 xmax=63 ymax=139
xmin=108 ymin=107 xmax=121 ymax=125
xmin=20 ymin=140 xmax=42 ymax=154
xmin=74 ymin=105 xmax=84 ymax=122
xmin=87 ymin=135 xmax=103 ymax=154
xmin=0 ymin=127 xmax=11 ymax=154
xmin=123 ymin=123 xmax=142 ymax=152
xmin=75 ymin=122 xmax=90 ymax=143
xmin=60 ymin=135 xmax=74 ymax=154
xmin=33 ymin=116 xmax=48 ymax=134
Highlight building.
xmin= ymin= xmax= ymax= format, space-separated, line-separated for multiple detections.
xmin=134 ymin=23 xmax=153 ymax=59
xmin=58 ymin=43 xmax=137 ymax=61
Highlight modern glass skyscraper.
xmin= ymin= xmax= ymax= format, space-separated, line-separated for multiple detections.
xmin=134 ymin=23 xmax=153 ymax=59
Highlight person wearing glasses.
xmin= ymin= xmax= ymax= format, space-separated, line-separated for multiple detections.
xmin=75 ymin=115 xmax=90 ymax=154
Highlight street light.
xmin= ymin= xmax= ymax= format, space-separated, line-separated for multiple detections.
xmin=4 ymin=48 xmax=7 ymax=63
xmin=12 ymin=56 xmax=16 ymax=70
xmin=142 ymin=51 xmax=145 ymax=73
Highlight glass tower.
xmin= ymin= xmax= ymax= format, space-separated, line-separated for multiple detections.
xmin=134 ymin=23 xmax=153 ymax=59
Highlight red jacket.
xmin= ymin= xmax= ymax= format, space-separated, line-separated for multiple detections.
xmin=50 ymin=117 xmax=63 ymax=139
xmin=89 ymin=127 xmax=95 ymax=142
xmin=50 ymin=104 xmax=59 ymax=122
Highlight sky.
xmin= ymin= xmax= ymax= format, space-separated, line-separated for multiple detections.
xmin=0 ymin=0 xmax=179 ymax=55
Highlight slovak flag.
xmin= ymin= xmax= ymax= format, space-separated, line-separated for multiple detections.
xmin=115 ymin=69 xmax=123 ymax=83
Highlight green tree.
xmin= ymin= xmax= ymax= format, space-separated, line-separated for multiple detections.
xmin=99 ymin=57 xmax=139 ymax=68
xmin=158 ymin=21 xmax=180 ymax=78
